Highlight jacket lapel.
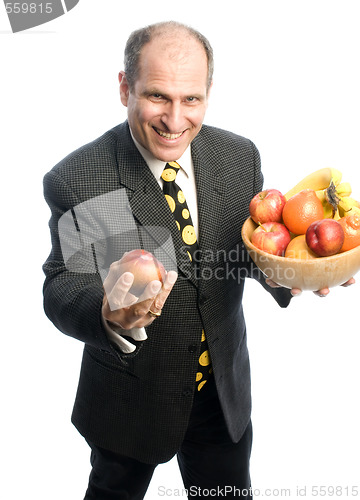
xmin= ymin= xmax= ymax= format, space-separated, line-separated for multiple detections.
xmin=191 ymin=132 xmax=226 ymax=263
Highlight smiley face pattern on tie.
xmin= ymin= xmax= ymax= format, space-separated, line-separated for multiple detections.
xmin=161 ymin=162 xmax=198 ymax=261
xmin=161 ymin=161 xmax=212 ymax=391
xmin=196 ymin=329 xmax=213 ymax=391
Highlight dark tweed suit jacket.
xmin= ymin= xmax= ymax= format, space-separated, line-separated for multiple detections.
xmin=43 ymin=121 xmax=291 ymax=465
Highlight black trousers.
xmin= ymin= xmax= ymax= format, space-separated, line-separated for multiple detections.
xmin=84 ymin=377 xmax=253 ymax=499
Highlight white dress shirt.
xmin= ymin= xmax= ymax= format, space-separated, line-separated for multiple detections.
xmin=103 ymin=132 xmax=199 ymax=353
xmin=133 ymin=136 xmax=199 ymax=239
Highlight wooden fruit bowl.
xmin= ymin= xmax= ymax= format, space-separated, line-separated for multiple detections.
xmin=241 ymin=217 xmax=360 ymax=291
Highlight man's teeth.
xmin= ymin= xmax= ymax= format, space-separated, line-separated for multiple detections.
xmin=156 ymin=129 xmax=183 ymax=139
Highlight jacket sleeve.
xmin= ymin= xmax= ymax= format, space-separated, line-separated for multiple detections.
xmin=42 ymin=169 xmax=138 ymax=358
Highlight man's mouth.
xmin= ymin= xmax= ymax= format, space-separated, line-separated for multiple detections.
xmin=154 ymin=127 xmax=184 ymax=140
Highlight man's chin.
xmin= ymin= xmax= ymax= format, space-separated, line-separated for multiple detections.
xmin=150 ymin=145 xmax=189 ymax=163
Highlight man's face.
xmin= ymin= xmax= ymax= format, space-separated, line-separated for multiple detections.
xmin=119 ymin=36 xmax=211 ymax=162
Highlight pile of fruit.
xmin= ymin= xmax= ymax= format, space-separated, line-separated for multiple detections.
xmin=249 ymin=167 xmax=360 ymax=258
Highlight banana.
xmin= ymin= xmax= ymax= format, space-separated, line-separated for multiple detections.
xmin=315 ymin=189 xmax=326 ymax=202
xmin=315 ymin=189 xmax=334 ymax=218
xmin=341 ymin=205 xmax=360 ymax=218
xmin=315 ymin=181 xmax=352 ymax=218
xmin=285 ymin=167 xmax=342 ymax=200
xmin=338 ymin=197 xmax=360 ymax=217
xmin=335 ymin=182 xmax=352 ymax=198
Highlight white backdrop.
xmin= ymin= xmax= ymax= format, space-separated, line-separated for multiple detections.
xmin=1 ymin=1 xmax=360 ymax=498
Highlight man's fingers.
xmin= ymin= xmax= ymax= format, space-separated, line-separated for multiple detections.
xmin=265 ymin=278 xmax=282 ymax=288
xmin=118 ymin=283 xmax=164 ymax=329
xmin=148 ymin=271 xmax=178 ymax=314
xmin=313 ymin=287 xmax=330 ymax=297
xmin=314 ymin=278 xmax=355 ymax=297
xmin=341 ymin=277 xmax=355 ymax=287
xmin=266 ymin=275 xmax=355 ymax=298
xmin=103 ymin=270 xmax=178 ymax=330
xmin=105 ymin=272 xmax=137 ymax=311
xmin=103 ymin=261 xmax=129 ymax=292
xmin=136 ymin=280 xmax=163 ymax=303
xmin=105 ymin=293 xmax=159 ymax=330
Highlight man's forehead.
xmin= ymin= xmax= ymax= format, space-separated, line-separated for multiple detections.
xmin=141 ymin=33 xmax=206 ymax=64
xmin=136 ymin=36 xmax=208 ymax=88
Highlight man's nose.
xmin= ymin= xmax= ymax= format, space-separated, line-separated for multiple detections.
xmin=161 ymin=102 xmax=184 ymax=131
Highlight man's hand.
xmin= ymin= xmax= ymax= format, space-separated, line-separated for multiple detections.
xmin=102 ymin=268 xmax=178 ymax=330
xmin=265 ymin=277 xmax=356 ymax=296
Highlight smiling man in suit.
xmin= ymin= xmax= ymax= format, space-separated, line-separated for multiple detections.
xmin=43 ymin=21 xmax=353 ymax=499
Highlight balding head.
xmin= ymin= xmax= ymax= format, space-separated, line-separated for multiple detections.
xmin=124 ymin=21 xmax=214 ymax=92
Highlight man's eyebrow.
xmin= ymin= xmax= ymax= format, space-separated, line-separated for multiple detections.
xmin=143 ymin=89 xmax=206 ymax=100
xmin=142 ymin=88 xmax=166 ymax=96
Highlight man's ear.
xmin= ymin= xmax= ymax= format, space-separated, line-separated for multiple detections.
xmin=118 ymin=71 xmax=130 ymax=106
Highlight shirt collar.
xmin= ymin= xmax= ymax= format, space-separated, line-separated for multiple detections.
xmin=130 ymin=129 xmax=192 ymax=181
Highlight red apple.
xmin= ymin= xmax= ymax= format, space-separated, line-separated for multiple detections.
xmin=249 ymin=189 xmax=286 ymax=224
xmin=251 ymin=222 xmax=291 ymax=256
xmin=117 ymin=249 xmax=166 ymax=296
xmin=306 ymin=219 xmax=345 ymax=257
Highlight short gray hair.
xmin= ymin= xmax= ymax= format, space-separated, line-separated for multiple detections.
xmin=124 ymin=21 xmax=214 ymax=92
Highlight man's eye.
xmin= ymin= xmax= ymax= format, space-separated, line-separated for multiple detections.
xmin=151 ymin=94 xmax=163 ymax=99
xmin=186 ymin=97 xmax=198 ymax=103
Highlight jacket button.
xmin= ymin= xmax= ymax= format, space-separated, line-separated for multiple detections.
xmin=188 ymin=344 xmax=197 ymax=353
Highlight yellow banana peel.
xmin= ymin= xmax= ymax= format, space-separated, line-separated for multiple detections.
xmin=338 ymin=197 xmax=360 ymax=217
xmin=286 ymin=167 xmax=360 ymax=221
xmin=285 ymin=167 xmax=342 ymax=200
xmin=315 ymin=189 xmax=334 ymax=218
xmin=335 ymin=182 xmax=352 ymax=198
xmin=315 ymin=180 xmax=352 ymax=219
xmin=341 ymin=205 xmax=360 ymax=218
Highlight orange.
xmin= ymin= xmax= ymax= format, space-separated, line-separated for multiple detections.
xmin=284 ymin=235 xmax=318 ymax=259
xmin=338 ymin=213 xmax=360 ymax=252
xmin=282 ymin=189 xmax=324 ymax=234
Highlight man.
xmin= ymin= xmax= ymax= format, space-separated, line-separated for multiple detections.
xmin=43 ymin=21 xmax=354 ymax=499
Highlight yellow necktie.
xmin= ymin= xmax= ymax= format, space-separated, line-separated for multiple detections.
xmin=161 ymin=162 xmax=212 ymax=391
